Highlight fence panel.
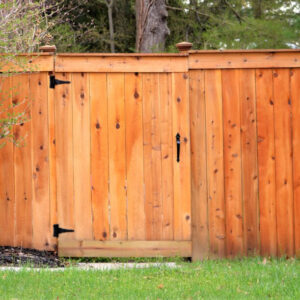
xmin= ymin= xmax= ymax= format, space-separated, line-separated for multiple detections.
xmin=0 ymin=50 xmax=299 ymax=258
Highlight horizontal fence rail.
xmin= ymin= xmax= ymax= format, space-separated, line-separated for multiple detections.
xmin=0 ymin=49 xmax=299 ymax=259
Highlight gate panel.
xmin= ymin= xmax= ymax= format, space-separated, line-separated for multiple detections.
xmin=56 ymin=69 xmax=191 ymax=256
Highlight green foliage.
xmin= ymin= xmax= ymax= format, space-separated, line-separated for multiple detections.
xmin=49 ymin=0 xmax=300 ymax=52
xmin=165 ymin=0 xmax=300 ymax=50
xmin=203 ymin=17 xmax=300 ymax=49
xmin=0 ymin=0 xmax=60 ymax=146
xmin=52 ymin=0 xmax=136 ymax=53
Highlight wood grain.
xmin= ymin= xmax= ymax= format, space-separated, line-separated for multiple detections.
xmin=72 ymin=73 xmax=93 ymax=240
xmin=90 ymin=73 xmax=110 ymax=241
xmin=55 ymin=73 xmax=75 ymax=241
xmin=256 ymin=69 xmax=277 ymax=256
xmin=291 ymin=68 xmax=300 ymax=257
xmin=159 ymin=73 xmax=174 ymax=240
xmin=30 ymin=73 xmax=51 ymax=250
xmin=107 ymin=73 xmax=127 ymax=240
xmin=142 ymin=73 xmax=163 ymax=240
xmin=239 ymin=69 xmax=259 ymax=255
xmin=172 ymin=72 xmax=191 ymax=241
xmin=0 ymin=54 xmax=54 ymax=72
xmin=189 ymin=52 xmax=300 ymax=69
xmin=0 ymin=76 xmax=15 ymax=246
xmin=189 ymin=70 xmax=209 ymax=260
xmin=59 ymin=240 xmax=192 ymax=257
xmin=48 ymin=72 xmax=57 ymax=249
xmin=222 ymin=69 xmax=244 ymax=257
xmin=273 ymin=69 xmax=294 ymax=257
xmin=13 ymin=74 xmax=32 ymax=248
xmin=125 ymin=73 xmax=145 ymax=240
xmin=55 ymin=56 xmax=188 ymax=73
xmin=205 ymin=70 xmax=226 ymax=257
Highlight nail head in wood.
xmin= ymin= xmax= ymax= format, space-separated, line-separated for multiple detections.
xmin=39 ymin=45 xmax=57 ymax=53
xmin=176 ymin=42 xmax=193 ymax=52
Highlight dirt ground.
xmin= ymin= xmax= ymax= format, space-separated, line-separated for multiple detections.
xmin=0 ymin=246 xmax=63 ymax=267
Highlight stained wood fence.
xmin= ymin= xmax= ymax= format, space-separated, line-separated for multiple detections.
xmin=0 ymin=48 xmax=299 ymax=259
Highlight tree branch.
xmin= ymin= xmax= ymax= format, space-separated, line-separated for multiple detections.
xmin=223 ymin=0 xmax=244 ymax=23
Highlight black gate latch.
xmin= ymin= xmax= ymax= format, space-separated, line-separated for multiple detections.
xmin=49 ymin=75 xmax=71 ymax=89
xmin=53 ymin=224 xmax=74 ymax=237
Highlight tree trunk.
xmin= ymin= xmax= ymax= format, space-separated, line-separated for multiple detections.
xmin=252 ymin=0 xmax=262 ymax=18
xmin=135 ymin=0 xmax=170 ymax=53
xmin=106 ymin=0 xmax=115 ymax=53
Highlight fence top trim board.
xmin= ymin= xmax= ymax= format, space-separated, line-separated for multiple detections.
xmin=56 ymin=53 xmax=188 ymax=57
xmin=188 ymin=51 xmax=300 ymax=69
xmin=189 ymin=49 xmax=300 ymax=53
xmin=0 ymin=49 xmax=300 ymax=73
xmin=55 ymin=55 xmax=188 ymax=72
xmin=0 ymin=53 xmax=54 ymax=72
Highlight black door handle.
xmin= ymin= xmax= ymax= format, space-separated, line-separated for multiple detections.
xmin=176 ymin=133 xmax=180 ymax=162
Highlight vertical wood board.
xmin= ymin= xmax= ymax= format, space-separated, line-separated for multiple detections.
xmin=256 ymin=69 xmax=277 ymax=256
xmin=172 ymin=72 xmax=191 ymax=241
xmin=30 ymin=73 xmax=51 ymax=250
xmin=222 ymin=69 xmax=244 ymax=257
xmin=72 ymin=73 xmax=93 ymax=240
xmin=189 ymin=70 xmax=209 ymax=260
xmin=90 ymin=73 xmax=110 ymax=241
xmin=205 ymin=70 xmax=226 ymax=257
xmin=125 ymin=73 xmax=146 ymax=240
xmin=107 ymin=73 xmax=127 ymax=240
xmin=273 ymin=69 xmax=294 ymax=256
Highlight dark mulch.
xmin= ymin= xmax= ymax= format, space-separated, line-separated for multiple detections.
xmin=0 ymin=246 xmax=64 ymax=268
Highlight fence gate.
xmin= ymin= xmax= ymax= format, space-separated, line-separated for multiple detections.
xmin=54 ymin=54 xmax=192 ymax=257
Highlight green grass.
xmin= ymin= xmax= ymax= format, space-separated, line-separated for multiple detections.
xmin=0 ymin=257 xmax=299 ymax=299
xmin=61 ymin=255 xmax=187 ymax=265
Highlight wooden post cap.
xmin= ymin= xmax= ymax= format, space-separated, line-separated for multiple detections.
xmin=176 ymin=42 xmax=193 ymax=52
xmin=39 ymin=45 xmax=57 ymax=53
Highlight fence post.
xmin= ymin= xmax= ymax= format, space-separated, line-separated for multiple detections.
xmin=39 ymin=45 xmax=57 ymax=53
xmin=176 ymin=41 xmax=209 ymax=261
xmin=39 ymin=44 xmax=57 ymax=250
xmin=175 ymin=41 xmax=193 ymax=53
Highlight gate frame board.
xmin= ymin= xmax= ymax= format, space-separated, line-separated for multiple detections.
xmin=58 ymin=240 xmax=192 ymax=257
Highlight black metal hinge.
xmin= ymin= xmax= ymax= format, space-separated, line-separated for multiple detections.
xmin=53 ymin=224 xmax=74 ymax=237
xmin=49 ymin=75 xmax=71 ymax=89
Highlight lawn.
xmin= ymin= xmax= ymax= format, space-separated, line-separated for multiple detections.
xmin=0 ymin=258 xmax=299 ymax=299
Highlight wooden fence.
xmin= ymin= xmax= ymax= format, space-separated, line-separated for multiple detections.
xmin=0 ymin=48 xmax=299 ymax=259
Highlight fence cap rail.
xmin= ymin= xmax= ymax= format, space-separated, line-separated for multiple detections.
xmin=189 ymin=50 xmax=300 ymax=69
xmin=56 ymin=52 xmax=188 ymax=57
xmin=0 ymin=53 xmax=54 ymax=72
xmin=55 ymin=54 xmax=189 ymax=73
xmin=189 ymin=49 xmax=300 ymax=54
